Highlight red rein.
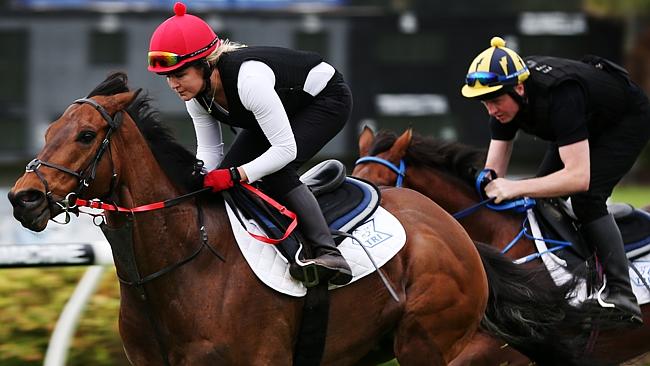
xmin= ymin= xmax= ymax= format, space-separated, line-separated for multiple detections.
xmin=73 ymin=183 xmax=297 ymax=245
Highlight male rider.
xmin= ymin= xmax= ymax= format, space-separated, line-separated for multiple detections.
xmin=461 ymin=36 xmax=650 ymax=326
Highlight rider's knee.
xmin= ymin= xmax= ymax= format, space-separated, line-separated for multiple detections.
xmin=571 ymin=194 xmax=608 ymax=224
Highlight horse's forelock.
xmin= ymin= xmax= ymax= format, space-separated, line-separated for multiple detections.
xmin=369 ymin=130 xmax=398 ymax=156
xmin=88 ymin=72 xmax=129 ymax=98
xmin=94 ymin=91 xmax=140 ymax=117
xmin=84 ymin=72 xmax=135 ymax=118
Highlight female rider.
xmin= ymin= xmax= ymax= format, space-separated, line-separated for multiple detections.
xmin=147 ymin=2 xmax=353 ymax=286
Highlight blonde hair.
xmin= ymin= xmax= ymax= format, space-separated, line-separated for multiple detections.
xmin=206 ymin=39 xmax=247 ymax=64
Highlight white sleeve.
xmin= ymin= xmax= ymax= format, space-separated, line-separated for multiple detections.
xmin=303 ymin=62 xmax=335 ymax=96
xmin=237 ymin=60 xmax=297 ymax=183
xmin=186 ymin=99 xmax=224 ymax=171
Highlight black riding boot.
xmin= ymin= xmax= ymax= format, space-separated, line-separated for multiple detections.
xmin=284 ymin=184 xmax=352 ymax=286
xmin=582 ymin=214 xmax=643 ymax=326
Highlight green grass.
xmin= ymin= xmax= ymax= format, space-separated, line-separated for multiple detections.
xmin=378 ymin=360 xmax=399 ymax=366
xmin=611 ymin=184 xmax=650 ymax=208
xmin=0 ymin=268 xmax=129 ymax=366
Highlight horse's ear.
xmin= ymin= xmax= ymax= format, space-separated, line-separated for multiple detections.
xmin=111 ymin=90 xmax=142 ymax=112
xmin=389 ymin=128 xmax=412 ymax=159
xmin=359 ymin=126 xmax=375 ymax=157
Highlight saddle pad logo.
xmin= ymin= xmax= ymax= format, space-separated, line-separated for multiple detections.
xmin=631 ymin=260 xmax=650 ymax=288
xmin=353 ymin=219 xmax=393 ymax=248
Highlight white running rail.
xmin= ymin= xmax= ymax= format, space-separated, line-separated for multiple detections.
xmin=0 ymin=242 xmax=113 ymax=366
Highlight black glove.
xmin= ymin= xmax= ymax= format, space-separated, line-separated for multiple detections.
xmin=186 ymin=160 xmax=207 ymax=191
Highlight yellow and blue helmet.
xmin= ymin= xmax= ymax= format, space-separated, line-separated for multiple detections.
xmin=461 ymin=36 xmax=529 ymax=99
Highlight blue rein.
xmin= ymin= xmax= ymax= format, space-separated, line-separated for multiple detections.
xmin=452 ymin=197 xmax=496 ymax=220
xmin=471 ymin=169 xmax=572 ymax=262
xmin=354 ymin=160 xmax=569 ymax=263
xmin=355 ymin=156 xmax=406 ymax=187
xmin=474 ymin=169 xmax=536 ymax=214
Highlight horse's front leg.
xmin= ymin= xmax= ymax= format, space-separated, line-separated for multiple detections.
xmin=448 ymin=331 xmax=531 ymax=366
xmin=118 ymin=288 xmax=167 ymax=366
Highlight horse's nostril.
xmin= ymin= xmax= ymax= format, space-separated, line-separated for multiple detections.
xmin=8 ymin=190 xmax=45 ymax=208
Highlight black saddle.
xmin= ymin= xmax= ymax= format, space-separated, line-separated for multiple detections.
xmin=534 ymin=198 xmax=650 ymax=262
xmin=223 ymin=160 xmax=381 ymax=263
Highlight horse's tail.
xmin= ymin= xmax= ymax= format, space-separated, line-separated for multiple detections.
xmin=475 ymin=242 xmax=596 ymax=366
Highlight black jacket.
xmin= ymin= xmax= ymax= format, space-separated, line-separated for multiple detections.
xmin=205 ymin=46 xmax=323 ymax=130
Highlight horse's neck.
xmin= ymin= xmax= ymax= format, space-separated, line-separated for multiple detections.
xmin=113 ymin=130 xmax=177 ymax=206
xmin=109 ymin=125 xmax=231 ymax=278
xmin=406 ymin=167 xmax=528 ymax=254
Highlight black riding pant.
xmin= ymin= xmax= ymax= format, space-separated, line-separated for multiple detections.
xmin=219 ymin=72 xmax=352 ymax=199
xmin=536 ymin=103 xmax=650 ymax=224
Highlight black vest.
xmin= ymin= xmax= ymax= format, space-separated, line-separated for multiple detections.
xmin=205 ymin=46 xmax=323 ymax=130
xmin=519 ymin=55 xmax=635 ymax=137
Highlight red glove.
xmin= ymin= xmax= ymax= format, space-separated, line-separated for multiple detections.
xmin=203 ymin=168 xmax=237 ymax=192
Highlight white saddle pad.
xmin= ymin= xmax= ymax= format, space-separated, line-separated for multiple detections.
xmin=225 ymin=203 xmax=406 ymax=297
xmin=526 ymin=210 xmax=650 ymax=306
xmin=629 ymin=257 xmax=650 ymax=305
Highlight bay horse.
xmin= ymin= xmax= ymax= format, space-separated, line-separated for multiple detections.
xmin=6 ymin=73 xmax=494 ymax=365
xmin=353 ymin=127 xmax=650 ymax=366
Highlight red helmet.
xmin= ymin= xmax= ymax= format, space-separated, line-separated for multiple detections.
xmin=147 ymin=2 xmax=220 ymax=73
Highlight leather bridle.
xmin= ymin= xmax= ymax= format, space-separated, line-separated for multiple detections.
xmin=354 ymin=156 xmax=407 ymax=187
xmin=25 ymin=97 xmax=121 ymax=223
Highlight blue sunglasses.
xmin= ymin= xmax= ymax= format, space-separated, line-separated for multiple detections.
xmin=466 ymin=67 xmax=528 ymax=87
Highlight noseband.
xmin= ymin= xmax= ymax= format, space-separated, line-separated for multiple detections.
xmin=25 ymin=97 xmax=122 ymax=223
xmin=355 ymin=156 xmax=406 ymax=187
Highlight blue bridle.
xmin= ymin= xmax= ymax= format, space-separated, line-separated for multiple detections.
xmin=353 ymin=161 xmax=563 ymax=263
xmin=355 ymin=156 xmax=407 ymax=187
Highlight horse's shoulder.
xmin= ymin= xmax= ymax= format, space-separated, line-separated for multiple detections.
xmin=380 ymin=187 xmax=450 ymax=219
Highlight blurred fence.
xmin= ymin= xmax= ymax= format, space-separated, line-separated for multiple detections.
xmin=0 ymin=186 xmax=111 ymax=366
xmin=0 ymin=242 xmax=113 ymax=366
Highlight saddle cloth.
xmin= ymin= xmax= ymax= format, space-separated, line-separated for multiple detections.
xmin=526 ymin=209 xmax=650 ymax=306
xmin=226 ymin=203 xmax=406 ymax=297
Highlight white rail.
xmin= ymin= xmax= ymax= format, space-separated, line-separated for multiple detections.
xmin=0 ymin=241 xmax=113 ymax=366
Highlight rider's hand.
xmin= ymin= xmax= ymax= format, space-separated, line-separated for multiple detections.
xmin=485 ymin=178 xmax=519 ymax=204
xmin=187 ymin=160 xmax=207 ymax=190
xmin=203 ymin=168 xmax=240 ymax=192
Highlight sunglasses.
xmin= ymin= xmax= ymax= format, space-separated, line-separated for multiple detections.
xmin=148 ymin=37 xmax=220 ymax=69
xmin=465 ymin=67 xmax=528 ymax=87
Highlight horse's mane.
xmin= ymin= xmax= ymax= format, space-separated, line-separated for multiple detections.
xmin=370 ymin=130 xmax=486 ymax=186
xmin=88 ymin=72 xmax=201 ymax=192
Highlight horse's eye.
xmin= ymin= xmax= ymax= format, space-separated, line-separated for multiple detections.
xmin=76 ymin=130 xmax=96 ymax=144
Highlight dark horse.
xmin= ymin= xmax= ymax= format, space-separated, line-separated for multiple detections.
xmin=354 ymin=127 xmax=650 ymax=366
xmin=6 ymin=73 xmax=495 ymax=365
